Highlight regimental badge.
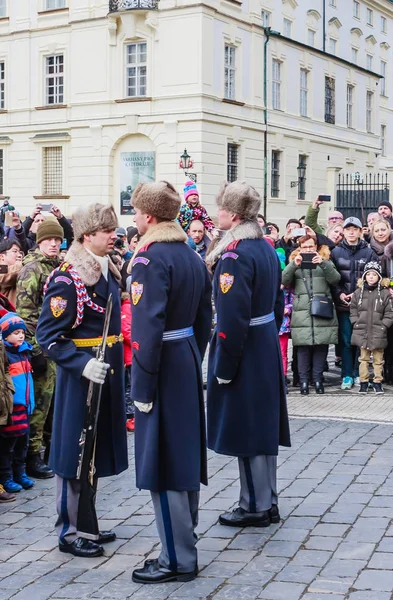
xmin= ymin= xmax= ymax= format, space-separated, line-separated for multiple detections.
xmin=131 ymin=282 xmax=144 ymax=306
xmin=220 ymin=273 xmax=234 ymax=294
xmin=50 ymin=296 xmax=67 ymax=318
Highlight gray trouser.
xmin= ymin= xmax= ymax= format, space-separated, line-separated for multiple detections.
xmin=238 ymin=455 xmax=278 ymax=513
xmin=55 ymin=475 xmax=98 ymax=543
xmin=151 ymin=490 xmax=199 ymax=573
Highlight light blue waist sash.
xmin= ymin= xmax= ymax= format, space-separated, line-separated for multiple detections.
xmin=249 ymin=312 xmax=275 ymax=327
xmin=163 ymin=326 xmax=194 ymax=342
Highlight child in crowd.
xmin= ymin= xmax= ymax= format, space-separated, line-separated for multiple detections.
xmin=276 ymin=249 xmax=294 ymax=386
xmin=178 ymin=180 xmax=215 ymax=234
xmin=350 ymin=262 xmax=393 ymax=394
xmin=0 ymin=313 xmax=35 ymax=492
xmin=121 ymin=291 xmax=134 ymax=431
xmin=0 ymin=338 xmax=16 ymax=502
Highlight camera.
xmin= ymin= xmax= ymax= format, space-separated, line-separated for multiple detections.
xmin=114 ymin=238 xmax=125 ymax=250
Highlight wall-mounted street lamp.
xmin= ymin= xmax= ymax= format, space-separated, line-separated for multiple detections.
xmin=290 ymin=162 xmax=306 ymax=187
xmin=179 ymin=148 xmax=197 ymax=182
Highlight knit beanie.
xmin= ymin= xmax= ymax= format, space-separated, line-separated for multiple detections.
xmin=184 ymin=180 xmax=199 ymax=202
xmin=127 ymin=226 xmax=138 ymax=244
xmin=132 ymin=181 xmax=181 ymax=221
xmin=0 ymin=312 xmax=26 ymax=338
xmin=378 ymin=200 xmax=393 ymax=212
xmin=362 ymin=261 xmax=382 ymax=282
xmin=36 ymin=219 xmax=64 ymax=245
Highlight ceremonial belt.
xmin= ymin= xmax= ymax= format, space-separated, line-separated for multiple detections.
xmin=72 ymin=334 xmax=124 ymax=348
xmin=162 ymin=327 xmax=194 ymax=342
xmin=249 ymin=312 xmax=275 ymax=327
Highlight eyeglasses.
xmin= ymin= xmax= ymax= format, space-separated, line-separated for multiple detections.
xmin=329 ymin=217 xmax=341 ymax=222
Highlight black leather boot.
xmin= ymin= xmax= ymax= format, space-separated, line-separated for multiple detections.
xmin=26 ymin=454 xmax=54 ymax=479
xmin=315 ymin=381 xmax=325 ymax=394
xmin=300 ymin=382 xmax=309 ymax=395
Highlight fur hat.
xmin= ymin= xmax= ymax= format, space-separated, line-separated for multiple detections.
xmin=132 ymin=181 xmax=181 ymax=221
xmin=36 ymin=219 xmax=64 ymax=245
xmin=72 ymin=203 xmax=118 ymax=242
xmin=216 ymin=181 xmax=261 ymax=220
xmin=0 ymin=312 xmax=26 ymax=338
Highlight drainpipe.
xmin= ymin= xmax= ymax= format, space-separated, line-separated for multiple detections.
xmin=322 ymin=0 xmax=326 ymax=52
xmin=263 ymin=28 xmax=270 ymax=220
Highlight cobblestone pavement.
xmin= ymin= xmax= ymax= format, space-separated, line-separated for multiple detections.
xmin=3 ymin=416 xmax=393 ymax=599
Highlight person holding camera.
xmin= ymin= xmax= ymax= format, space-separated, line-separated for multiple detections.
xmin=275 ymin=219 xmax=303 ymax=264
xmin=22 ymin=204 xmax=73 ymax=251
xmin=305 ymin=197 xmax=344 ymax=235
xmin=282 ymin=235 xmax=340 ymax=395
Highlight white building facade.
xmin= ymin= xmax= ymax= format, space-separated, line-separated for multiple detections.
xmin=0 ymin=0 xmax=391 ymax=228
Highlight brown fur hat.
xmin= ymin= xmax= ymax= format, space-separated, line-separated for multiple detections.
xmin=132 ymin=181 xmax=181 ymax=221
xmin=216 ymin=181 xmax=261 ymax=220
xmin=72 ymin=203 xmax=118 ymax=242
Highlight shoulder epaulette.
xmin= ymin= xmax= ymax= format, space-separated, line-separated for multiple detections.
xmin=226 ymin=240 xmax=241 ymax=251
xmin=44 ymin=264 xmax=105 ymax=329
xmin=138 ymin=242 xmax=154 ymax=253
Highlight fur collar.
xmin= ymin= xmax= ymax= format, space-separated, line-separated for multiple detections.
xmin=289 ymin=245 xmax=331 ymax=263
xmin=65 ymin=241 xmax=121 ymax=287
xmin=385 ymin=240 xmax=393 ymax=260
xmin=128 ymin=221 xmax=187 ymax=272
xmin=205 ymin=220 xmax=262 ymax=268
xmin=357 ymin=277 xmax=390 ymax=289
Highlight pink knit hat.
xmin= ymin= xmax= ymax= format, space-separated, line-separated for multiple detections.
xmin=184 ymin=180 xmax=199 ymax=201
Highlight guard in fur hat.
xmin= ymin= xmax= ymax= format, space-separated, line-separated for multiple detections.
xmin=129 ymin=181 xmax=212 ymax=584
xmin=206 ymin=180 xmax=290 ymax=529
xmin=350 ymin=261 xmax=393 ymax=394
xmin=36 ymin=203 xmax=128 ymax=558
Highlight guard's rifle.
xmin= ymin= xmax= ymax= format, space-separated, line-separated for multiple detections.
xmin=76 ymin=293 xmax=113 ymax=540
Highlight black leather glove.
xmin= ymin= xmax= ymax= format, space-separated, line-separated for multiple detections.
xmin=31 ymin=353 xmax=47 ymax=375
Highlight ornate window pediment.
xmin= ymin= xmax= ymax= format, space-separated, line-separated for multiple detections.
xmin=350 ymin=27 xmax=363 ymax=37
xmin=307 ymin=9 xmax=321 ymax=20
xmin=366 ymin=34 xmax=377 ymax=45
xmin=329 ymin=17 xmax=342 ymax=29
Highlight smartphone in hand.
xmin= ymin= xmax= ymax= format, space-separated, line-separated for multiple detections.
xmin=292 ymin=227 xmax=306 ymax=237
xmin=318 ymin=195 xmax=331 ymax=202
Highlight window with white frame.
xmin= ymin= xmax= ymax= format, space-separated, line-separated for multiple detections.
xmin=366 ymin=54 xmax=373 ymax=71
xmin=353 ymin=1 xmax=360 ymax=18
xmin=0 ymin=0 xmax=6 ymax=17
xmin=381 ymin=61 xmax=387 ymax=96
xmin=325 ymin=76 xmax=335 ymax=124
xmin=381 ymin=16 xmax=387 ymax=33
xmin=45 ymin=55 xmax=64 ymax=105
xmin=329 ymin=38 xmax=337 ymax=55
xmin=366 ymin=91 xmax=373 ymax=133
xmin=227 ymin=144 xmax=238 ymax=183
xmin=0 ymin=149 xmax=4 ymax=195
xmin=271 ymin=151 xmax=280 ymax=198
xmin=351 ymin=47 xmax=358 ymax=64
xmin=0 ymin=62 xmax=5 ymax=110
xmin=308 ymin=29 xmax=316 ymax=47
xmin=224 ymin=45 xmax=236 ymax=100
xmin=381 ymin=125 xmax=386 ymax=156
xmin=300 ymin=69 xmax=308 ymax=117
xmin=125 ymin=42 xmax=147 ymax=98
xmin=261 ymin=10 xmax=270 ymax=27
xmin=42 ymin=147 xmax=62 ymax=195
xmin=283 ymin=18 xmax=292 ymax=37
xmin=347 ymin=84 xmax=354 ymax=128
xmin=366 ymin=8 xmax=373 ymax=25
xmin=272 ymin=59 xmax=281 ymax=110
xmin=44 ymin=0 xmax=66 ymax=9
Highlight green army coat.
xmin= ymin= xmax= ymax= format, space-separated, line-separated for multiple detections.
xmin=282 ymin=245 xmax=340 ymax=347
xmin=16 ymin=248 xmax=60 ymax=358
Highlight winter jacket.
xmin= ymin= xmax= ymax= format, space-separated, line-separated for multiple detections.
xmin=331 ymin=239 xmax=378 ymax=312
xmin=381 ymin=240 xmax=393 ymax=279
xmin=350 ymin=280 xmax=393 ymax=350
xmin=178 ymin=202 xmax=215 ymax=233
xmin=16 ymin=248 xmax=60 ymax=358
xmin=275 ymin=237 xmax=298 ymax=264
xmin=282 ymin=245 xmax=340 ymax=347
xmin=121 ymin=297 xmax=132 ymax=366
xmin=0 ymin=341 xmax=15 ymax=427
xmin=279 ymin=288 xmax=294 ymax=335
xmin=0 ymin=262 xmax=22 ymax=308
xmin=305 ymin=204 xmax=324 ymax=234
xmin=4 ymin=341 xmax=35 ymax=413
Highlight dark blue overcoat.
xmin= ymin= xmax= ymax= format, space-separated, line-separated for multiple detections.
xmin=131 ymin=241 xmax=212 ymax=492
xmin=36 ymin=266 xmax=128 ymax=479
xmin=207 ymin=238 xmax=291 ymax=457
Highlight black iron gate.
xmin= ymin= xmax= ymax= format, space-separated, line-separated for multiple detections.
xmin=336 ymin=173 xmax=390 ymax=223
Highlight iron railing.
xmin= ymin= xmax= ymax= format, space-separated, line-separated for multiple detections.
xmin=336 ymin=172 xmax=390 ymax=222
xmin=109 ymin=0 xmax=158 ymax=11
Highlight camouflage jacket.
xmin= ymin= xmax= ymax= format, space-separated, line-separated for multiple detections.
xmin=16 ymin=248 xmax=60 ymax=357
